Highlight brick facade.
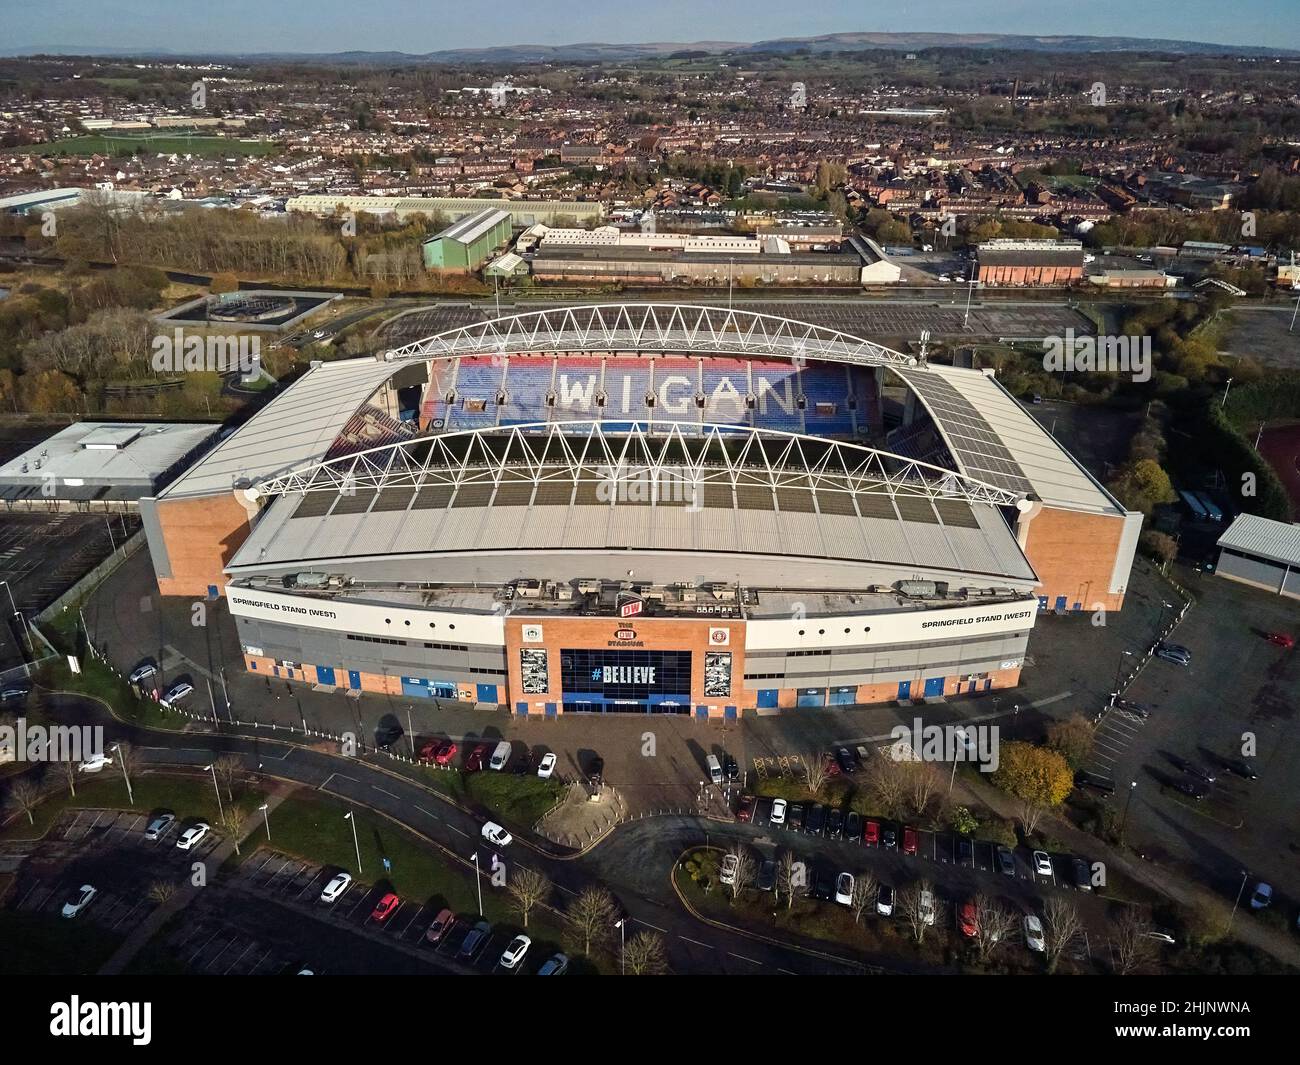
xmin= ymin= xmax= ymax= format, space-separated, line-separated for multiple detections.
xmin=155 ymin=494 xmax=252 ymax=598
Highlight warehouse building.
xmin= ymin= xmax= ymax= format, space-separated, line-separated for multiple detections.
xmin=976 ymin=239 xmax=1085 ymax=286
xmin=421 ymin=208 xmax=512 ymax=272
xmin=1215 ymin=514 xmax=1300 ymax=600
xmin=286 ymin=194 xmax=602 ymax=228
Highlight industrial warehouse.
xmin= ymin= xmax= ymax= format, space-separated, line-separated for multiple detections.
xmin=140 ymin=304 xmax=1141 ymax=717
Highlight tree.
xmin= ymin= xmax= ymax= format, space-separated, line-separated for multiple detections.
xmin=1141 ymin=530 xmax=1178 ymax=565
xmin=849 ymin=871 xmax=878 ymax=925
xmin=899 ymin=880 xmax=941 ymax=943
xmin=212 ymin=754 xmax=242 ymax=801
xmin=1045 ymin=715 xmax=1096 ymax=770
xmin=863 ymin=748 xmax=909 ymax=818
xmin=623 ymin=929 xmax=668 ymax=974
xmin=724 ymin=843 xmax=756 ymax=901
xmin=990 ymin=741 xmax=1075 ymax=834
xmin=220 ymin=807 xmax=247 ymax=855
xmin=776 ymin=849 xmax=801 ymax=910
xmin=972 ymin=894 xmax=1017 ymax=961
xmin=23 ymin=369 xmax=80 ymax=414
xmin=507 ymin=866 xmax=550 ymax=928
xmin=209 ymin=272 xmax=239 ymax=294
xmin=147 ymin=880 xmax=179 ymax=905
xmin=569 ymin=886 xmax=616 ymax=955
xmin=1043 ymin=895 xmax=1084 ymax=973
xmin=60 ymin=757 xmax=78 ymax=799
xmin=1111 ymin=908 xmax=1157 ymax=975
xmin=803 ymin=751 xmax=829 ymax=797
xmin=4 ymin=778 xmax=41 ymax=825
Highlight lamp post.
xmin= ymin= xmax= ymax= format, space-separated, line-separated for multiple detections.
xmin=615 ymin=918 xmax=626 ymax=975
xmin=1227 ymin=870 xmax=1250 ymax=933
xmin=110 ymin=743 xmax=134 ymax=805
xmin=344 ymin=810 xmax=363 ymax=875
xmin=1119 ymin=780 xmax=1136 ymax=843
xmin=258 ymin=803 xmax=271 ymax=841
xmin=949 ymin=728 xmax=967 ymax=795
xmin=202 ymin=763 xmax=224 ymax=822
xmin=963 ymin=262 xmax=976 ymax=330
xmin=470 ymin=851 xmax=483 ymax=916
xmin=1111 ymin=650 xmax=1134 ymax=706
xmin=1220 ymin=377 xmax=1233 ymax=408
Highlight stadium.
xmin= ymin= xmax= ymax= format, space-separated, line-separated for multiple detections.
xmin=141 ymin=304 xmax=1142 ymax=717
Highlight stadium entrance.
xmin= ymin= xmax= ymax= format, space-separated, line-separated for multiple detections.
xmin=560 ymin=648 xmax=693 ymax=713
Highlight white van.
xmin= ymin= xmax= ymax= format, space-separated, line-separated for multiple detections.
xmin=489 ymin=740 xmax=513 ymax=772
xmin=706 ymin=754 xmax=723 ymax=785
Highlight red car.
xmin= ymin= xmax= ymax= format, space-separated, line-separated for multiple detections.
xmin=735 ymin=794 xmax=755 ymax=823
xmin=959 ymin=901 xmax=978 ymax=938
xmin=903 ymin=826 xmax=919 ymax=855
xmin=823 ymin=755 xmax=841 ymax=778
xmin=434 ymin=740 xmax=458 ymax=765
xmin=371 ymin=892 xmax=401 ymax=922
xmin=1265 ymin=632 xmax=1295 ymax=649
xmin=424 ymin=907 xmax=455 ymax=944
xmin=417 ymin=741 xmax=439 ymax=764
xmin=465 ymin=743 xmax=490 ymax=772
xmin=863 ymin=819 xmax=880 ymax=846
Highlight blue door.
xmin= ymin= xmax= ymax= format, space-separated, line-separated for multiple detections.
xmin=923 ymin=676 xmax=945 ymax=698
xmin=724 ymin=705 xmax=738 ymax=720
xmin=516 ymin=702 xmax=528 ymax=716
xmin=477 ymin=683 xmax=497 ymax=703
xmin=983 ymin=678 xmax=992 ymax=692
xmin=829 ymin=687 xmax=856 ymax=705
xmin=757 ymin=689 xmax=779 ymax=708
xmin=544 ymin=702 xmax=558 ymax=717
xmin=797 ymin=688 xmax=825 ymax=708
xmin=1054 ymin=596 xmax=1068 ymax=612
xmin=348 ymin=670 xmax=361 ymax=690
xmin=897 ymin=680 xmax=911 ymax=700
xmin=401 ymin=677 xmax=431 ymax=698
xmin=1038 ymin=596 xmax=1049 ymax=611
xmin=207 ymin=584 xmax=220 ymax=601
xmin=315 ymin=666 xmax=336 ymax=686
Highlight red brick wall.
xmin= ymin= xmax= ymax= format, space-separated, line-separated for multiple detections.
xmin=155 ymin=494 xmax=251 ymax=598
xmin=1022 ymin=506 xmax=1128 ymax=612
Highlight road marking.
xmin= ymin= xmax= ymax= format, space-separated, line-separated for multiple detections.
xmin=727 ymin=952 xmax=761 ymax=964
xmin=677 ymin=936 xmax=715 ymax=949
xmin=372 ymin=785 xmax=401 ymax=800
xmin=415 ymin=805 xmax=440 ymax=821
xmin=448 ymin=824 xmax=470 ymax=838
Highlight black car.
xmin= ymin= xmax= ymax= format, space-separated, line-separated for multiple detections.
xmin=881 ymin=825 xmax=897 ymax=850
xmin=811 ymin=867 xmax=835 ymax=901
xmin=754 ymin=797 xmax=773 ymax=825
xmin=788 ymin=803 xmax=805 ymax=832
xmin=834 ymin=747 xmax=859 ymax=774
xmin=956 ymin=837 xmax=973 ymax=865
xmin=1221 ymin=758 xmax=1258 ymax=780
xmin=1169 ymin=755 xmax=1216 ymax=785
xmin=723 ymin=756 xmax=740 ymax=782
xmin=1113 ymin=696 xmax=1150 ymax=718
xmin=806 ymin=804 xmax=826 ymax=836
xmin=995 ymin=845 xmax=1015 ymax=876
xmin=843 ymin=811 xmax=862 ymax=842
xmin=1075 ymin=770 xmax=1116 ymax=794
xmin=588 ymin=756 xmax=604 ymax=786
xmin=374 ymin=722 xmax=403 ymax=750
xmin=826 ymin=808 xmax=844 ymax=839
xmin=757 ymin=859 xmax=777 ymax=892
xmin=1072 ymin=857 xmax=1093 ymax=891
xmin=1171 ymin=778 xmax=1209 ymax=800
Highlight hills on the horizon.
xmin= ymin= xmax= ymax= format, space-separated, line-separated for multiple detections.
xmin=6 ymin=30 xmax=1299 ymax=63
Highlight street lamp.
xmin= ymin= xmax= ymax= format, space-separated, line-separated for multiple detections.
xmin=470 ymin=851 xmax=483 ymax=916
xmin=201 ymin=763 xmax=224 ymax=822
xmin=1119 ymin=780 xmax=1136 ymax=843
xmin=615 ymin=918 xmax=626 ymax=975
xmin=1227 ymin=870 xmax=1250 ymax=933
xmin=258 ymin=802 xmax=271 ymax=841
xmin=948 ymin=728 xmax=967 ymax=795
xmin=344 ymin=810 xmax=363 ymax=874
xmin=110 ymin=743 xmax=134 ymax=805
xmin=1111 ymin=650 xmax=1134 ymax=706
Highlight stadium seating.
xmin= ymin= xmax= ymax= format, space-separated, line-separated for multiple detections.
xmin=746 ymin=360 xmax=803 ymax=433
xmin=327 ymin=404 xmax=414 ymax=460
xmin=800 ymin=363 xmax=855 ymax=436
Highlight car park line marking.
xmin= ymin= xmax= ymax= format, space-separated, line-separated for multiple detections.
xmin=448 ymin=824 xmax=470 ymax=838
xmin=415 ymin=804 xmax=440 ymax=820
xmin=223 ymin=941 xmax=258 ymax=975
xmin=727 ymin=952 xmax=761 ymax=964
xmin=371 ymin=785 xmax=401 ymax=799
xmin=677 ymin=935 xmax=715 ymax=949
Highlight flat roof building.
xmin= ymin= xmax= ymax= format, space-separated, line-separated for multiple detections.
xmin=422 ymin=208 xmax=512 ymax=273
xmin=286 ymin=194 xmax=602 ymax=228
xmin=1215 ymin=514 xmax=1300 ymax=599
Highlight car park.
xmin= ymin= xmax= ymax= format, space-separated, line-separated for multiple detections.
xmin=176 ymin=822 xmax=210 ymax=850
xmin=537 ymin=953 xmax=569 ymax=975
xmin=720 ymin=853 xmax=739 ymax=886
xmin=995 ymin=846 xmax=1015 ymax=876
xmin=489 ymin=740 xmax=513 ymax=771
xmin=500 ymin=934 xmax=531 ymax=969
xmin=1113 ymin=696 xmax=1150 ymax=718
xmin=863 ymin=820 xmax=880 ymax=846
xmin=788 ymin=803 xmax=805 ymax=832
xmin=1075 ymin=770 xmax=1116 ymax=794
xmin=881 ymin=825 xmax=897 ymax=850
xmin=537 ymin=752 xmax=557 ymax=779
xmin=458 ymin=921 xmax=492 ymax=959
xmin=1249 ymin=882 xmax=1273 ymax=910
xmin=770 ymin=798 xmax=788 ymax=826
xmin=757 ymin=860 xmax=777 ymax=892
xmin=1071 ymin=857 xmax=1092 ymax=891
xmin=918 ymin=889 xmax=936 ymax=926
xmin=735 ymin=794 xmax=755 ymax=822
xmin=465 ymin=743 xmax=490 ymax=772
xmin=826 ymin=808 xmax=844 ymax=839
xmin=835 ymin=872 xmax=854 ymax=905
xmin=1023 ymin=914 xmax=1046 ymax=953
xmin=1033 ymin=851 xmax=1054 ymax=877
xmin=844 ymin=811 xmax=862 ymax=842
xmin=61 ymin=884 xmax=97 ymax=918
xmin=144 ymin=813 xmax=175 ymax=840
xmin=811 ymin=867 xmax=835 ymax=901
xmin=129 ymin=663 xmax=157 ymax=684
xmin=320 ymin=872 xmax=352 ymax=903
xmin=425 ymin=908 xmax=455 ymax=944
xmin=78 ymin=752 xmax=114 ymax=773
xmin=805 ymin=804 xmax=825 ymax=835
xmin=160 ymin=682 xmax=194 ymax=708
xmin=371 ymin=893 xmax=401 ymax=922
xmin=481 ymin=822 xmax=512 ymax=848
xmin=876 ymin=884 xmax=895 ymax=917
xmin=956 ymin=837 xmax=973 ymax=864
xmin=835 ymin=747 xmax=859 ymax=774
xmin=903 ymin=827 xmax=918 ymax=855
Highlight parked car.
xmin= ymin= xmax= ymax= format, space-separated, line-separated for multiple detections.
xmin=881 ymin=825 xmax=897 ymax=850
xmin=78 ymin=752 xmax=114 ymax=774
xmin=144 ymin=813 xmax=175 ymax=841
xmin=0 ymin=686 xmax=28 ymax=702
xmin=1075 ymin=770 xmax=1116 ymax=794
xmin=61 ymin=884 xmax=97 ymax=919
xmin=918 ymin=889 xmax=936 ymax=926
xmin=488 ymin=740 xmax=513 ymax=771
xmin=417 ymin=741 xmax=441 ymax=764
xmin=481 ymin=822 xmax=512 ymax=848
xmin=1024 ymin=914 xmax=1046 ymax=953
xmin=374 ymin=722 xmax=403 ymax=750
xmin=500 ymin=934 xmax=531 ymax=969
xmin=754 ymin=797 xmax=772 ymax=825
xmin=1249 ymin=882 xmax=1273 ymax=910
xmin=863 ymin=819 xmax=880 ymax=846
xmin=723 ymin=756 xmax=740 ymax=782
xmin=129 ymin=663 xmax=157 ymax=684
xmin=175 ymin=822 xmax=210 ymax=850
xmin=770 ymin=798 xmax=788 ymax=826
xmin=835 ymin=747 xmax=859 ymax=774
xmin=1171 ymin=778 xmax=1209 ymax=800
xmin=160 ymin=682 xmax=194 ymax=708
xmin=811 ymin=867 xmax=835 ymax=901
xmin=434 ymin=740 xmax=458 ymax=766
xmin=465 ymin=743 xmax=490 ymax=772
xmin=757 ymin=859 xmax=777 ymax=892
xmin=537 ymin=752 xmax=557 ymax=779
xmin=809 ymin=804 xmax=829 ymax=835
xmin=835 ymin=872 xmax=854 ymax=905
xmin=788 ymin=803 xmax=805 ymax=832
xmin=735 ymin=794 xmax=755 ymax=823
xmin=320 ymin=872 xmax=352 ymax=903
xmin=588 ymin=756 xmax=604 ymax=786
xmin=1264 ymin=631 xmax=1295 ymax=649
xmin=370 ymin=893 xmax=401 ymax=922
xmin=1169 ymin=755 xmax=1216 ymax=784
xmin=1220 ymin=757 xmax=1258 ymax=780
xmin=424 ymin=908 xmax=455 ymax=944
xmin=959 ymin=900 xmax=978 ymax=937
xmin=996 ymin=846 xmax=1016 ymax=876
xmin=956 ymin=837 xmax=973 ymax=865
xmin=1071 ymin=857 xmax=1092 ymax=891
xmin=1144 ymin=928 xmax=1177 ymax=945
xmin=457 ymin=920 xmax=492 ymax=959
xmin=537 ymin=952 xmax=569 ymax=975
xmin=903 ymin=826 xmax=919 ymax=855
xmin=720 ymin=853 xmax=739 ymax=886
xmin=844 ymin=811 xmax=862 ymax=842
xmin=855 ymin=745 xmax=872 ymax=764
xmin=826 ymin=808 xmax=844 ymax=839
xmin=876 ymin=883 xmax=895 ymax=917
xmin=1154 ymin=643 xmax=1191 ymax=666
xmin=822 ymin=754 xmax=841 ymax=778
xmin=1113 ymin=696 xmax=1150 ymax=718
xmin=1033 ymin=850 xmax=1054 ymax=878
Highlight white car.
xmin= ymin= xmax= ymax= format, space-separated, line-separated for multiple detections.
xmin=876 ymin=883 xmax=895 ymax=917
xmin=481 ymin=822 xmax=512 ymax=848
xmin=1024 ymin=914 xmax=1046 ymax=952
xmin=1033 ymin=850 xmax=1054 ymax=877
xmin=144 ymin=813 xmax=175 ymax=841
xmin=537 ymin=752 xmax=557 ymax=779
xmin=78 ymin=753 xmax=114 ymax=773
xmin=500 ymin=934 xmax=531 ymax=970
xmin=770 ymin=798 xmax=787 ymax=826
xmin=129 ymin=663 xmax=157 ymax=684
xmin=719 ymin=853 xmax=739 ymax=886
xmin=61 ymin=884 xmax=97 ymax=918
xmin=175 ymin=822 xmax=210 ymax=850
xmin=160 ymin=682 xmax=194 ymax=708
xmin=835 ymin=872 xmax=854 ymax=905
xmin=918 ymin=889 xmax=936 ymax=926
xmin=320 ymin=872 xmax=352 ymax=903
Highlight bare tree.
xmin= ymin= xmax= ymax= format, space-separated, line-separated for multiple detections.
xmin=147 ymin=880 xmax=179 ymax=905
xmin=776 ymin=850 xmax=801 ymax=911
xmin=1111 ymin=908 xmax=1157 ymax=975
xmin=623 ymin=930 xmax=668 ymax=975
xmin=899 ymin=879 xmax=941 ymax=943
xmin=849 ymin=871 xmax=878 ymax=925
xmin=803 ymin=752 xmax=829 ymax=797
xmin=60 ymin=758 xmax=78 ymax=799
xmin=5 ymin=778 xmax=43 ymax=825
xmin=864 ymin=748 xmax=909 ymax=819
xmin=220 ymin=807 xmax=247 ymax=855
xmin=507 ymin=866 xmax=550 ymax=928
xmin=1043 ymin=895 xmax=1084 ymax=973
xmin=725 ymin=843 xmax=756 ymax=901
xmin=972 ymin=894 xmax=1017 ymax=961
xmin=905 ymin=760 xmax=943 ymax=822
xmin=213 ymin=754 xmax=242 ymax=802
xmin=569 ymin=886 xmax=616 ymax=955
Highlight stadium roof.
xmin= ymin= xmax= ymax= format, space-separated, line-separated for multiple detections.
xmin=1217 ymin=513 xmax=1300 ymax=567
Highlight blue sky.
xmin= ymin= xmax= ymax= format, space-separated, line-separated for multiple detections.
xmin=5 ymin=0 xmax=1297 ymax=53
